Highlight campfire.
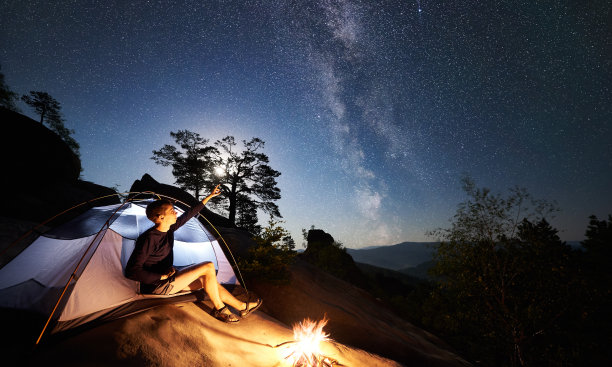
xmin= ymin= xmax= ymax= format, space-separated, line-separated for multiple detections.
xmin=276 ymin=317 xmax=341 ymax=367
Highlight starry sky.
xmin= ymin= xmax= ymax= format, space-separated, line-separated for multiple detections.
xmin=1 ymin=0 xmax=610 ymax=248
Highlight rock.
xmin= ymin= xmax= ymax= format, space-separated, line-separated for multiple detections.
xmin=302 ymin=228 xmax=369 ymax=288
xmin=2 ymin=107 xmax=80 ymax=184
xmin=0 ymin=107 xmax=120 ymax=224
xmin=306 ymin=229 xmax=336 ymax=248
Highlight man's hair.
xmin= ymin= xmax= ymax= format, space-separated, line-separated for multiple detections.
xmin=145 ymin=199 xmax=174 ymax=222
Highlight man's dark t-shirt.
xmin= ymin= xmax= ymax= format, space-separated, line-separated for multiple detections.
xmin=125 ymin=202 xmax=205 ymax=292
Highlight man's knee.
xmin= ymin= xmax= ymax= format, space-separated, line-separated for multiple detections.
xmin=198 ymin=261 xmax=215 ymax=275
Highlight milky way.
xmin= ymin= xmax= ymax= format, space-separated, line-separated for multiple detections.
xmin=1 ymin=0 xmax=610 ymax=247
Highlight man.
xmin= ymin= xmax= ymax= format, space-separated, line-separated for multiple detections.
xmin=125 ymin=185 xmax=261 ymax=323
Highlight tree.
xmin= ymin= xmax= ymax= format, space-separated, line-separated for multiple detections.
xmin=427 ymin=177 xmax=580 ymax=366
xmin=151 ymin=130 xmax=216 ymax=200
xmin=152 ymin=131 xmax=282 ymax=228
xmin=579 ymin=215 xmax=612 ymax=365
xmin=235 ymin=192 xmax=261 ymax=235
xmin=21 ymin=91 xmax=80 ymax=156
xmin=211 ymin=136 xmax=281 ymax=225
xmin=21 ymin=91 xmax=60 ymax=124
xmin=0 ymin=66 xmax=19 ymax=112
xmin=582 ymin=214 xmax=612 ymax=258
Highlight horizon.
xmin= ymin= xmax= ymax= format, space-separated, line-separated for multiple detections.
xmin=2 ymin=1 xmax=610 ymax=248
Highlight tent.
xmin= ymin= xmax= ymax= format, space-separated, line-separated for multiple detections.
xmin=0 ymin=198 xmax=240 ymax=342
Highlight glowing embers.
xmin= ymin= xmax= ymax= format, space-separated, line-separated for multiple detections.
xmin=277 ymin=317 xmax=340 ymax=367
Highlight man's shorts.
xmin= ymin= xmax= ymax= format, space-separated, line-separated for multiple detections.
xmin=141 ymin=274 xmax=175 ymax=295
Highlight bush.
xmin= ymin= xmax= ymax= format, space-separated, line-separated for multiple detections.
xmin=237 ymin=220 xmax=296 ymax=284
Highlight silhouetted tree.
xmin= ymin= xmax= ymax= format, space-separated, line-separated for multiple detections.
xmin=152 ymin=131 xmax=282 ymax=227
xmin=21 ymin=91 xmax=80 ymax=156
xmin=21 ymin=91 xmax=60 ymax=124
xmin=0 ymin=66 xmax=19 ymax=112
xmin=427 ymin=177 xmax=582 ymax=366
xmin=151 ymin=130 xmax=216 ymax=200
xmin=235 ymin=192 xmax=261 ymax=235
xmin=579 ymin=214 xmax=612 ymax=365
xmin=582 ymin=214 xmax=612 ymax=258
xmin=210 ymin=136 xmax=281 ymax=226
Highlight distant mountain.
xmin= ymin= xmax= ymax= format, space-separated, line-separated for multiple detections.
xmin=349 ymin=240 xmax=584 ymax=278
xmin=346 ymin=242 xmax=437 ymax=271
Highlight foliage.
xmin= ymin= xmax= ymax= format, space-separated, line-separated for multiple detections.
xmin=426 ymin=177 xmax=582 ymax=366
xmin=582 ymin=214 xmax=612 ymax=257
xmin=152 ymin=131 xmax=281 ymax=227
xmin=238 ymin=220 xmax=296 ymax=284
xmin=151 ymin=130 xmax=216 ymax=200
xmin=21 ymin=91 xmax=80 ymax=156
xmin=211 ymin=136 xmax=281 ymax=225
xmin=577 ymin=215 xmax=612 ymax=365
xmin=235 ymin=192 xmax=261 ymax=235
xmin=22 ymin=91 xmax=60 ymax=124
xmin=0 ymin=66 xmax=19 ymax=112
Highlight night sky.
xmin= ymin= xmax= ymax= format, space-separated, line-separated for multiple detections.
xmin=2 ymin=0 xmax=610 ymax=248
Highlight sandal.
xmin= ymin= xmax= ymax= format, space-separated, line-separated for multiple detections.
xmin=212 ymin=305 xmax=240 ymax=323
xmin=240 ymin=298 xmax=263 ymax=318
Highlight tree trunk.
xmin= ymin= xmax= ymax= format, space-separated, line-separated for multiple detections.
xmin=228 ymin=181 xmax=237 ymax=225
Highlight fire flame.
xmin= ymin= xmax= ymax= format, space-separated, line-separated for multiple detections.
xmin=280 ymin=317 xmax=337 ymax=367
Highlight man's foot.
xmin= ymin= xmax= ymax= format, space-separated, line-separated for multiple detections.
xmin=213 ymin=305 xmax=240 ymax=323
xmin=240 ymin=298 xmax=263 ymax=318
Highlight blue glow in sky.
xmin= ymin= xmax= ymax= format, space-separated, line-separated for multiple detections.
xmin=2 ymin=0 xmax=610 ymax=247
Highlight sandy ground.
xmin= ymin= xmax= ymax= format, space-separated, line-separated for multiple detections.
xmin=20 ymin=301 xmax=403 ymax=367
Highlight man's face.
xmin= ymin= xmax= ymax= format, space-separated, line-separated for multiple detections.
xmin=159 ymin=204 xmax=177 ymax=225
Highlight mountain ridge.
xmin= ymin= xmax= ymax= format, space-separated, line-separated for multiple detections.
xmin=346 ymin=241 xmax=437 ymax=271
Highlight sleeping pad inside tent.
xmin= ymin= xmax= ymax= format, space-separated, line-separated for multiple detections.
xmin=0 ymin=200 xmax=240 ymax=336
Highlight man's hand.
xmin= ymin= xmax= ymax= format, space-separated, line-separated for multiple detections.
xmin=160 ymin=267 xmax=176 ymax=281
xmin=202 ymin=184 xmax=222 ymax=204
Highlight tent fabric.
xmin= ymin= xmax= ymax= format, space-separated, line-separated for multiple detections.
xmin=0 ymin=200 xmax=239 ymax=334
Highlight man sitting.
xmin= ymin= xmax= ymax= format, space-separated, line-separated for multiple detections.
xmin=125 ymin=185 xmax=261 ymax=323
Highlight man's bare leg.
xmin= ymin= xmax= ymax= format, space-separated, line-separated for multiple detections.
xmin=171 ymin=262 xmax=246 ymax=311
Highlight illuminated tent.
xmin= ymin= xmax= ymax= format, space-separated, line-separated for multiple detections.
xmin=0 ymin=199 xmax=239 ymax=340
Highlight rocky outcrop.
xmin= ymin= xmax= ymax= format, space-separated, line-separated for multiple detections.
xmin=3 ymin=107 xmax=80 ymax=183
xmin=1 ymin=107 xmax=119 ymax=224
xmin=301 ymin=228 xmax=368 ymax=287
